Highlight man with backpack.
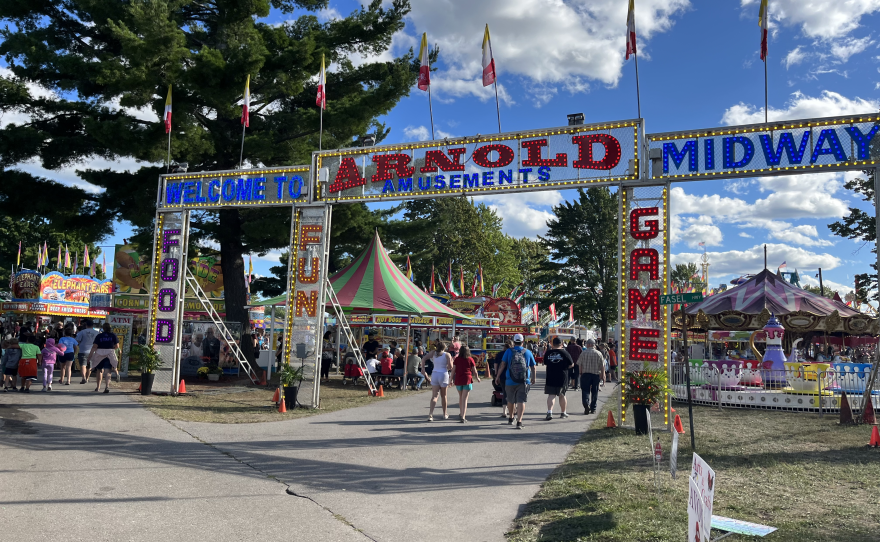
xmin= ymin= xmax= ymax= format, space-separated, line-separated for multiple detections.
xmin=494 ymin=333 xmax=537 ymax=430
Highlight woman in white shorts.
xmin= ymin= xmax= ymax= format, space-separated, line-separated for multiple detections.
xmin=423 ymin=341 xmax=453 ymax=421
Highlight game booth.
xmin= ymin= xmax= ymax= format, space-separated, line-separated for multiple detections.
xmin=672 ymin=269 xmax=880 ymax=412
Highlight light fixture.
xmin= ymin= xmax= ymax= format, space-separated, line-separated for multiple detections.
xmin=567 ymin=113 xmax=584 ymax=126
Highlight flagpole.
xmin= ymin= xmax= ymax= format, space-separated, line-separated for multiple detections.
xmin=633 ymin=51 xmax=642 ymax=119
xmin=319 ymin=106 xmax=323 ymax=152
xmin=492 ymin=79 xmax=502 ymax=133
xmin=764 ymin=56 xmax=768 ymax=123
xmin=427 ymin=84 xmax=436 ymax=140
xmin=166 ymin=130 xmax=172 ymax=173
xmin=238 ymin=122 xmax=246 ymax=170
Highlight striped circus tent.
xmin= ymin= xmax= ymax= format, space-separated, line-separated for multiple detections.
xmin=329 ymin=231 xmax=468 ymax=318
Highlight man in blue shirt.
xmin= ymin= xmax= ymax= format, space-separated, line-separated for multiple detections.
xmin=494 ymin=333 xmax=537 ymax=430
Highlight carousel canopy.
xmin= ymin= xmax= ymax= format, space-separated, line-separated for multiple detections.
xmin=683 ymin=269 xmax=874 ymax=335
xmin=329 ymin=231 xmax=469 ymax=319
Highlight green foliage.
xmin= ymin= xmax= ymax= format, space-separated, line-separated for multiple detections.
xmin=829 ymin=169 xmax=877 ymax=302
xmin=279 ymin=362 xmax=304 ymax=386
xmin=509 ymin=237 xmax=549 ymax=304
xmin=0 ymin=0 xmax=425 ymax=361
xmin=394 ymin=197 xmax=523 ymax=294
xmin=540 ymin=187 xmax=618 ymax=338
xmin=623 ymin=369 xmax=670 ymax=406
xmin=130 ymin=345 xmax=163 ymax=374
xmin=803 ymin=284 xmax=837 ymax=299
xmin=671 ymin=262 xmax=700 ymax=291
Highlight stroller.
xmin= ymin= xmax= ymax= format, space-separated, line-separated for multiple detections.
xmin=490 ymin=379 xmax=505 ymax=406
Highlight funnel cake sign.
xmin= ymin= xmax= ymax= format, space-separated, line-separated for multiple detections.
xmin=314 ymin=121 xmax=642 ymax=202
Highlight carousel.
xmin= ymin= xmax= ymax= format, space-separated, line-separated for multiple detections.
xmin=672 ymin=269 xmax=879 ymax=412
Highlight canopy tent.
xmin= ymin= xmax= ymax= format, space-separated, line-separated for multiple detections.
xmin=680 ymin=269 xmax=876 ymax=335
xmin=329 ymin=231 xmax=468 ymax=319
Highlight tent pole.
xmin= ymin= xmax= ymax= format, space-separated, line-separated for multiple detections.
xmin=405 ymin=318 xmax=412 ymax=386
xmin=269 ymin=305 xmax=276 ymax=381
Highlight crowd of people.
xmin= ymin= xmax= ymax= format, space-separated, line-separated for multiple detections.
xmin=2 ymin=318 xmax=122 ymax=393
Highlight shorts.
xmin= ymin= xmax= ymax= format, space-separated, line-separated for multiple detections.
xmin=94 ymin=359 xmax=113 ymax=371
xmin=544 ymin=384 xmax=567 ymax=396
xmin=78 ymin=353 xmax=89 ymax=369
xmin=505 ymin=383 xmax=530 ymax=404
xmin=62 ymin=353 xmax=75 ymax=363
xmin=3 ymin=367 xmax=17 ymax=376
xmin=431 ymin=371 xmax=449 ymax=388
xmin=455 ymin=384 xmax=473 ymax=392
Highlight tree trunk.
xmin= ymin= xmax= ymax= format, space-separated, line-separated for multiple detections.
xmin=218 ymin=208 xmax=255 ymax=364
xmin=600 ymin=317 xmax=608 ymax=345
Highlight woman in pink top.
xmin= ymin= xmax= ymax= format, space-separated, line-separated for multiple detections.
xmin=40 ymin=338 xmax=66 ymax=392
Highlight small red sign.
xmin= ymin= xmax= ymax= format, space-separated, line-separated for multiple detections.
xmin=654 ymin=442 xmax=662 ymax=462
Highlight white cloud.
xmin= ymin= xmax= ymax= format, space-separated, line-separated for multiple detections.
xmin=741 ymin=0 xmax=880 ymax=39
xmin=256 ymin=251 xmax=283 ymax=263
xmin=800 ymin=273 xmax=853 ymax=295
xmin=473 ymin=190 xmax=563 ymax=238
xmin=739 ymin=232 xmax=754 ymax=238
xmin=671 ymin=215 xmax=723 ymax=247
xmin=672 ymin=243 xmax=841 ymax=276
xmin=724 ymin=179 xmax=755 ymax=194
xmin=770 ymin=224 xmax=834 ymax=246
xmin=402 ymin=125 xmax=454 ymax=141
xmin=784 ymin=46 xmax=806 ymax=69
xmin=0 ymin=67 xmax=59 ymax=128
xmin=830 ymin=36 xmax=875 ymax=62
xmin=721 ymin=90 xmax=880 ymax=125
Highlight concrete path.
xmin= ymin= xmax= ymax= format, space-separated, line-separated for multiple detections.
xmin=1 ymin=368 xmax=614 ymax=542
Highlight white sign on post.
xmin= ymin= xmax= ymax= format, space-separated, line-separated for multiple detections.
xmin=688 ymin=453 xmax=715 ymax=542
xmin=670 ymin=430 xmax=679 ymax=479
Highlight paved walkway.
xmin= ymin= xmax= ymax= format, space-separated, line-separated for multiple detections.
xmin=1 ymin=368 xmax=614 ymax=542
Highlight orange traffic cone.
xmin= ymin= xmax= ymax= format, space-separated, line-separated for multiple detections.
xmin=839 ymin=391 xmax=855 ymax=425
xmin=178 ymin=379 xmax=187 ymax=394
xmin=278 ymin=397 xmax=287 ymax=413
xmin=673 ymin=414 xmax=685 ymax=434
xmin=377 ymin=385 xmax=385 ymax=397
xmin=260 ymin=371 xmax=268 ymax=386
xmin=137 ymin=383 xmax=142 ymax=392
xmin=863 ymin=397 xmax=876 ymax=425
xmin=869 ymin=426 xmax=880 ymax=448
xmin=368 ymin=388 xmax=375 ymax=397
xmin=606 ymin=411 xmax=617 ymax=428
xmin=271 ymin=387 xmax=280 ymax=403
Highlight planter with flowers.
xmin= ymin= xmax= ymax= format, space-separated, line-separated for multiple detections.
xmin=624 ymin=368 xmax=671 ymax=435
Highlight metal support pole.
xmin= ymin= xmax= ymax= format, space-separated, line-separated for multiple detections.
xmin=682 ymin=302 xmax=695 ymax=451
xmin=268 ymin=305 xmax=275 ymax=382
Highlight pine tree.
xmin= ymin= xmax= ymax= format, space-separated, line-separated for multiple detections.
xmin=828 ymin=169 xmax=877 ymax=302
xmin=540 ymin=187 xmax=618 ymax=340
xmin=0 ymin=0 xmax=424 ymax=360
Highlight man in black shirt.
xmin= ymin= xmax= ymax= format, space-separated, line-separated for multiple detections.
xmin=543 ymin=336 xmax=574 ymax=420
xmin=363 ymin=332 xmax=381 ymax=359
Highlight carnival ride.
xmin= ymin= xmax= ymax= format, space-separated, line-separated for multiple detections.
xmin=673 ymin=269 xmax=879 ymax=412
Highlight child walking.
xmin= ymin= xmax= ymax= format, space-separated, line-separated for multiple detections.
xmin=40 ymin=338 xmax=66 ymax=392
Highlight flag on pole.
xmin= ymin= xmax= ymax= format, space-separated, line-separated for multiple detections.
xmin=84 ymin=246 xmax=90 ymax=270
xmin=89 ymin=257 xmax=96 ymax=277
xmin=625 ymin=0 xmax=637 ymax=60
xmin=481 ymin=24 xmax=496 ymax=87
xmin=532 ymin=303 xmax=539 ymax=324
xmin=16 ymin=241 xmax=21 ymax=266
xmin=569 ymin=305 xmax=574 ymax=322
xmin=64 ymin=245 xmax=71 ymax=268
xmin=430 ymin=264 xmax=436 ymax=293
xmin=459 ymin=266 xmax=466 ymax=296
xmin=514 ymin=291 xmax=525 ymax=304
xmin=436 ymin=271 xmax=449 ymax=295
xmin=418 ymin=32 xmax=431 ymax=91
xmin=241 ymin=75 xmax=250 ymax=127
xmin=447 ymin=261 xmax=453 ymax=293
xmin=778 ymin=261 xmax=787 ymax=269
xmin=471 ymin=275 xmax=478 ymax=297
xmin=102 ymin=254 xmax=106 ymax=276
xmin=42 ymin=242 xmax=49 ymax=268
xmin=74 ymin=251 xmax=78 ymax=273
xmin=316 ymin=54 xmax=326 ymax=109
xmin=57 ymin=245 xmax=62 ymax=270
xmin=549 ymin=303 xmax=557 ymax=321
xmin=477 ymin=263 xmax=484 ymax=293
xmin=406 ymin=256 xmax=414 ymax=282
xmin=36 ymin=245 xmax=43 ymax=267
xmin=164 ymin=85 xmax=172 ymax=134
xmin=759 ymin=0 xmax=769 ymax=61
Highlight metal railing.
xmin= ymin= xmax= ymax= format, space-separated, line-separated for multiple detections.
xmin=670 ymin=362 xmax=880 ymax=415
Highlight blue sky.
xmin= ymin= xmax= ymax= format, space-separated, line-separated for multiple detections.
xmin=5 ymin=0 xmax=880 ymax=297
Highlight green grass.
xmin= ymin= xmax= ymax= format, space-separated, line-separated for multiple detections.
xmin=507 ymin=392 xmax=880 ymax=541
xmin=130 ymin=375 xmax=425 ymax=423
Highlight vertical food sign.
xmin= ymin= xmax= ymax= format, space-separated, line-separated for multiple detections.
xmin=620 ymin=185 xmax=669 ymax=425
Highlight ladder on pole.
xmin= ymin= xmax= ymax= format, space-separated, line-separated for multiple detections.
xmin=184 ymin=268 xmax=260 ymax=385
xmin=325 ymin=278 xmax=377 ymax=395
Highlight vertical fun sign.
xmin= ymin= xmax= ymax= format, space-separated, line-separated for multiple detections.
xmin=620 ymin=185 xmax=669 ymax=426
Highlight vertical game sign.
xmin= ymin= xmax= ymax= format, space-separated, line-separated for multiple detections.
xmin=148 ymin=210 xmax=190 ymax=394
xmin=620 ymin=184 xmax=669 ymax=426
xmin=282 ymin=205 xmax=331 ymax=408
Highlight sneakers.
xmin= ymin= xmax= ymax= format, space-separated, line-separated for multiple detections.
xmin=48 ymin=385 xmax=52 ymax=391
xmin=590 ymin=408 xmax=596 ymax=414
xmin=585 ymin=408 xmax=589 ymax=415
xmin=428 ymin=415 xmax=434 ymax=422
xmin=104 ymin=388 xmax=110 ymax=394
xmin=443 ymin=414 xmax=449 ymax=420
xmin=560 ymin=412 xmax=570 ymax=419
xmin=516 ymin=421 xmax=523 ymax=430
xmin=508 ymin=417 xmax=514 ymax=425
xmin=459 ymin=418 xmax=466 ymax=423
xmin=42 ymin=387 xmax=47 ymax=392
xmin=545 ymin=413 xmax=553 ymax=421
xmin=80 ymin=379 xmax=86 ymax=384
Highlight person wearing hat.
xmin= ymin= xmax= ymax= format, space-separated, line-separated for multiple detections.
xmin=576 ymin=338 xmax=605 ymax=414
xmin=494 ymin=333 xmax=537 ymax=430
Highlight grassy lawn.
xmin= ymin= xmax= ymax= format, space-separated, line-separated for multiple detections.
xmin=126 ymin=374 xmax=425 ymax=424
xmin=508 ymin=391 xmax=880 ymax=541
